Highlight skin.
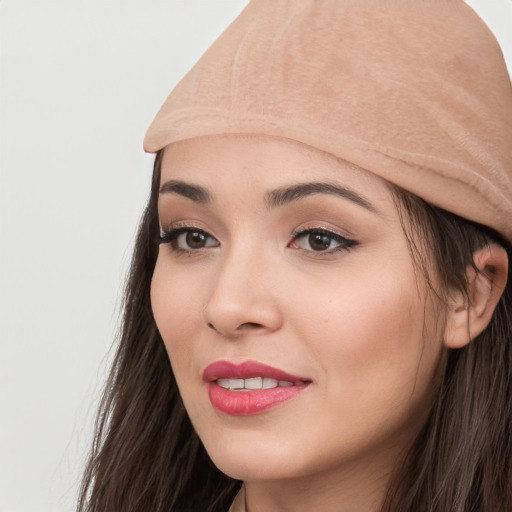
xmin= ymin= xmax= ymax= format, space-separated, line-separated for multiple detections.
xmin=151 ymin=134 xmax=451 ymax=512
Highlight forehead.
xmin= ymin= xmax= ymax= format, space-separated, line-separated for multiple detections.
xmin=160 ymin=135 xmax=392 ymax=203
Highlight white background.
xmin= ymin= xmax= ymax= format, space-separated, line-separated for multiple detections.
xmin=1 ymin=1 xmax=511 ymax=511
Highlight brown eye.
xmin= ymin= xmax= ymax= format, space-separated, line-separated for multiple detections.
xmin=186 ymin=231 xmax=208 ymax=249
xmin=159 ymin=227 xmax=219 ymax=251
xmin=308 ymin=233 xmax=333 ymax=251
xmin=289 ymin=228 xmax=357 ymax=253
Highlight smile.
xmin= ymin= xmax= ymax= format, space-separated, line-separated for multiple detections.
xmin=203 ymin=361 xmax=311 ymax=415
xmin=216 ymin=377 xmax=301 ymax=390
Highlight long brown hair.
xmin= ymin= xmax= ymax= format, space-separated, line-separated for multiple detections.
xmin=78 ymin=151 xmax=512 ymax=512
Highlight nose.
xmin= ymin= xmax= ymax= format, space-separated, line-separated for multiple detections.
xmin=203 ymin=251 xmax=283 ymax=339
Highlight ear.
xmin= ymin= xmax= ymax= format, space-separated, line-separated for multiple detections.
xmin=444 ymin=243 xmax=508 ymax=349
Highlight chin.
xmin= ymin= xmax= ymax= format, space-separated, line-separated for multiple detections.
xmin=201 ymin=432 xmax=307 ymax=482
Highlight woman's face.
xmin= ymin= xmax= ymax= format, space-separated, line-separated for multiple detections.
xmin=151 ymin=135 xmax=448 ymax=484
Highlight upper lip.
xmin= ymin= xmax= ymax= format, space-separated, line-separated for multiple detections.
xmin=202 ymin=360 xmax=311 ymax=383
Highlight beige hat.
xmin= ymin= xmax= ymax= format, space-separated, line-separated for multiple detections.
xmin=144 ymin=0 xmax=512 ymax=242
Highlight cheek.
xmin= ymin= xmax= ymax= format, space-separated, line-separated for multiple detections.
xmin=289 ymin=262 xmax=443 ymax=415
xmin=150 ymin=257 xmax=205 ymax=374
xmin=260 ymin=266 xmax=445 ymax=476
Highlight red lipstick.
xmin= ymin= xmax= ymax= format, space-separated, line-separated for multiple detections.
xmin=203 ymin=361 xmax=311 ymax=416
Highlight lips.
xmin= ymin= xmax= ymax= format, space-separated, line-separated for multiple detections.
xmin=203 ymin=361 xmax=311 ymax=415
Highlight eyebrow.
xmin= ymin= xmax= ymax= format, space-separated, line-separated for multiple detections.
xmin=159 ymin=179 xmax=378 ymax=213
xmin=265 ymin=182 xmax=378 ymax=213
xmin=159 ymin=180 xmax=212 ymax=203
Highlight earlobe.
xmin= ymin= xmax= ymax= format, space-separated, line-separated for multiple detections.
xmin=444 ymin=243 xmax=508 ymax=349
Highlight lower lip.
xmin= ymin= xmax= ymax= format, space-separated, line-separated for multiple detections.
xmin=207 ymin=382 xmax=309 ymax=415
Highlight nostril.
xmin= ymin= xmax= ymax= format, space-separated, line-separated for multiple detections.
xmin=239 ymin=322 xmax=263 ymax=330
xmin=207 ymin=321 xmax=263 ymax=335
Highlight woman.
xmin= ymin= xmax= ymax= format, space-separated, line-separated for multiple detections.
xmin=78 ymin=1 xmax=512 ymax=511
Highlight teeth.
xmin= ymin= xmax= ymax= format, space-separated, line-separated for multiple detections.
xmin=216 ymin=377 xmax=295 ymax=390
xmin=216 ymin=378 xmax=232 ymax=389
xmin=262 ymin=377 xmax=278 ymax=389
xmin=229 ymin=378 xmax=244 ymax=390
xmin=245 ymin=377 xmax=263 ymax=389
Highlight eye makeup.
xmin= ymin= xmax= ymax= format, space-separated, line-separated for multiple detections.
xmin=289 ymin=227 xmax=359 ymax=254
xmin=158 ymin=222 xmax=359 ymax=257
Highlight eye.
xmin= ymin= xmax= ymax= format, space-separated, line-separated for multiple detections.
xmin=289 ymin=228 xmax=357 ymax=253
xmin=159 ymin=227 xmax=219 ymax=252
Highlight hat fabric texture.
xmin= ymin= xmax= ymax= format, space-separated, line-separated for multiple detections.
xmin=144 ymin=0 xmax=512 ymax=243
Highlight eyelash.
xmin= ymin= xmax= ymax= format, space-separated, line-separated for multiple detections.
xmin=159 ymin=226 xmax=358 ymax=255
xmin=289 ymin=228 xmax=358 ymax=254
xmin=159 ymin=227 xmax=219 ymax=254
